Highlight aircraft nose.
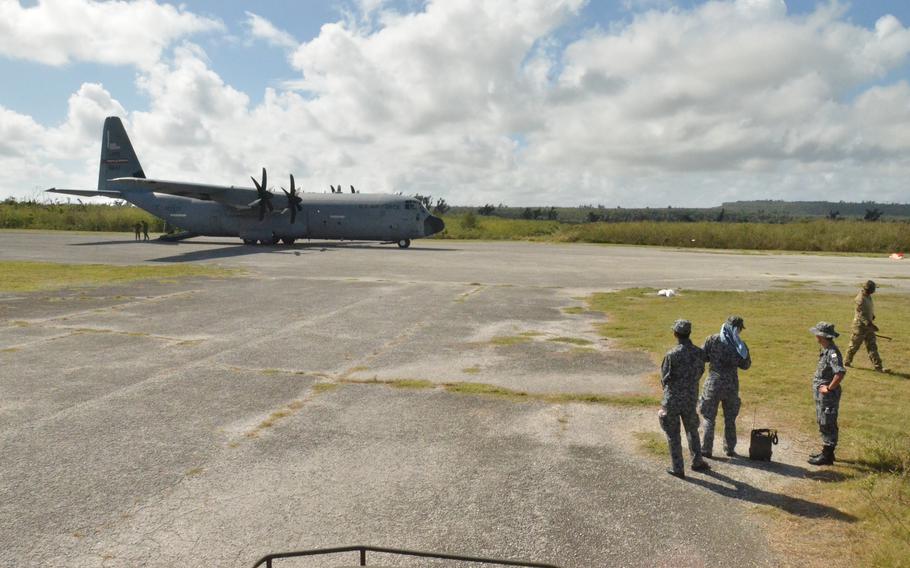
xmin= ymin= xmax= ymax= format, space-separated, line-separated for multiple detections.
xmin=424 ymin=215 xmax=445 ymax=236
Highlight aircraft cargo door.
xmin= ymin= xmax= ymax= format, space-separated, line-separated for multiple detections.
xmin=311 ymin=205 xmax=345 ymax=239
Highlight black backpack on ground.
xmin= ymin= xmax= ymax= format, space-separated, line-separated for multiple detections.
xmin=749 ymin=429 xmax=779 ymax=461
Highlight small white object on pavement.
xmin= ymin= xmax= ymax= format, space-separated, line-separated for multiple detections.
xmin=657 ymin=289 xmax=677 ymax=297
xmin=889 ymin=252 xmax=904 ymax=260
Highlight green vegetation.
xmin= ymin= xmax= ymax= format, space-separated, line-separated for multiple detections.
xmin=439 ymin=214 xmax=561 ymax=240
xmin=490 ymin=335 xmax=533 ymax=346
xmin=0 ymin=261 xmax=237 ymax=292
xmin=389 ymin=379 xmax=435 ymax=389
xmin=634 ymin=431 xmax=667 ymax=458
xmin=547 ymin=336 xmax=593 ymax=346
xmin=588 ymin=288 xmax=910 ymax=566
xmin=437 ymin=216 xmax=910 ymax=253
xmin=443 ymin=381 xmax=660 ymax=407
xmin=1 ymin=199 xmax=164 ymax=232
xmin=557 ymin=220 xmax=910 ymax=253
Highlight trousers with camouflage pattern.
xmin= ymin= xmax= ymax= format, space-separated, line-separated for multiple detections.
xmin=845 ymin=327 xmax=882 ymax=370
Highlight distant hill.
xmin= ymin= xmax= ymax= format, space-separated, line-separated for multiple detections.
xmin=440 ymin=200 xmax=910 ymax=223
xmin=721 ymin=200 xmax=910 ymax=219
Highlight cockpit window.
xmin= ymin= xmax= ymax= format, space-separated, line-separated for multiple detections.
xmin=405 ymin=200 xmax=418 ymax=210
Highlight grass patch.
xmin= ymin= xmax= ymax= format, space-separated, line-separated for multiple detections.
xmin=547 ymin=336 xmax=593 ymax=346
xmin=519 ymin=330 xmax=545 ymax=337
xmin=562 ymin=306 xmax=585 ymax=315
xmin=462 ymin=366 xmax=482 ymax=374
xmin=445 ymin=382 xmax=529 ymax=400
xmin=634 ymin=431 xmax=667 ymax=458
xmin=0 ymin=261 xmax=237 ymax=293
xmin=588 ymin=287 xmax=910 ymax=565
xmin=389 ymin=379 xmax=435 ymax=389
xmin=443 ymin=381 xmax=661 ymax=407
xmin=312 ymin=383 xmax=338 ymax=394
xmin=490 ymin=335 xmax=533 ymax=346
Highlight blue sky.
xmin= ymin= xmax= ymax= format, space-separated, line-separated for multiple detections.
xmin=2 ymin=0 xmax=910 ymax=206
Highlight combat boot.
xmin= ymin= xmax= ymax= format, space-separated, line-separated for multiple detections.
xmin=691 ymin=460 xmax=711 ymax=472
xmin=666 ymin=469 xmax=685 ymax=479
xmin=808 ymin=446 xmax=835 ymax=465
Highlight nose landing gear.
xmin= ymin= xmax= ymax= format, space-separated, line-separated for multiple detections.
xmin=397 ymin=239 xmax=411 ymax=249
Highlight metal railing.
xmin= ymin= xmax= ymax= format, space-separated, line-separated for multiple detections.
xmin=251 ymin=545 xmax=562 ymax=567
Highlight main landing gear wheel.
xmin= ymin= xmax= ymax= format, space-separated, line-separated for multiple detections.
xmin=242 ymin=238 xmax=257 ymax=245
xmin=281 ymin=237 xmax=296 ymax=245
xmin=260 ymin=237 xmax=278 ymax=245
xmin=397 ymin=239 xmax=411 ymax=249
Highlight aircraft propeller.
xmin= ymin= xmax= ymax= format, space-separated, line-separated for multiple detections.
xmin=249 ymin=167 xmax=274 ymax=221
xmin=281 ymin=174 xmax=303 ymax=223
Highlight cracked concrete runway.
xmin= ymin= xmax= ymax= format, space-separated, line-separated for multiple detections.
xmin=1 ymin=231 xmax=900 ymax=567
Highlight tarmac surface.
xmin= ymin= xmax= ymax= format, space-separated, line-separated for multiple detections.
xmin=1 ymin=231 xmax=896 ymax=567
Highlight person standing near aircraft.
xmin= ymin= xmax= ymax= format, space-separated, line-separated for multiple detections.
xmin=134 ymin=222 xmax=141 ymax=241
xmin=844 ymin=280 xmax=888 ymax=372
xmin=659 ymin=319 xmax=711 ymax=478
xmin=141 ymin=220 xmax=150 ymax=241
xmin=808 ymin=322 xmax=846 ymax=466
xmin=699 ymin=315 xmax=751 ymax=458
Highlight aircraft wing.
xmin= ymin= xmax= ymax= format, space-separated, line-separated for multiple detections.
xmin=109 ymin=177 xmax=256 ymax=209
xmin=46 ymin=188 xmax=122 ymax=198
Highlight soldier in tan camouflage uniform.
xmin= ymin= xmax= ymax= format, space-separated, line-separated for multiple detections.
xmin=844 ymin=280 xmax=888 ymax=372
xmin=659 ymin=319 xmax=711 ymax=479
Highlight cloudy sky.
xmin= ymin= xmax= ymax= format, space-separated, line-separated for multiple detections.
xmin=1 ymin=0 xmax=909 ymax=207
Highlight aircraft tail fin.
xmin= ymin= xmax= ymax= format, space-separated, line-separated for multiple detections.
xmin=98 ymin=117 xmax=145 ymax=191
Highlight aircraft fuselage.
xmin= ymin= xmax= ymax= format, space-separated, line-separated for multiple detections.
xmin=119 ymin=188 xmax=444 ymax=244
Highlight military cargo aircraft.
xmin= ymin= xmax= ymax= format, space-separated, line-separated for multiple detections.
xmin=47 ymin=117 xmax=445 ymax=247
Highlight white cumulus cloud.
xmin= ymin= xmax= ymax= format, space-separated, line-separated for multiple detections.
xmin=245 ymin=11 xmax=298 ymax=49
xmin=3 ymin=0 xmax=910 ymax=208
xmin=0 ymin=0 xmax=222 ymax=68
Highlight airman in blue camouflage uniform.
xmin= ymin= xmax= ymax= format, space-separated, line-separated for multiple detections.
xmin=809 ymin=322 xmax=846 ymax=466
xmin=659 ymin=319 xmax=711 ymax=478
xmin=699 ymin=315 xmax=752 ymax=458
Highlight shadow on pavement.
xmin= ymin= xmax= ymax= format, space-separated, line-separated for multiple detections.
xmin=71 ymin=239 xmax=459 ymax=253
xmin=716 ymin=456 xmax=836 ymax=481
xmin=148 ymin=244 xmax=329 ymax=263
xmin=710 ymin=455 xmax=848 ymax=482
xmin=687 ymin=469 xmax=857 ymax=522
xmin=71 ymin=239 xmax=171 ymax=246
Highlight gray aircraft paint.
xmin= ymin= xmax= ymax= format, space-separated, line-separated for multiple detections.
xmin=49 ymin=117 xmax=445 ymax=245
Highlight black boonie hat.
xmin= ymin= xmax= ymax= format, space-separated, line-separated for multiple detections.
xmin=863 ymin=280 xmax=876 ymax=292
xmin=726 ymin=315 xmax=745 ymax=329
xmin=672 ymin=319 xmax=692 ymax=336
xmin=810 ymin=321 xmax=839 ymax=339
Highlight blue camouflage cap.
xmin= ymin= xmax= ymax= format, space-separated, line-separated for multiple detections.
xmin=810 ymin=321 xmax=839 ymax=339
xmin=672 ymin=319 xmax=692 ymax=336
